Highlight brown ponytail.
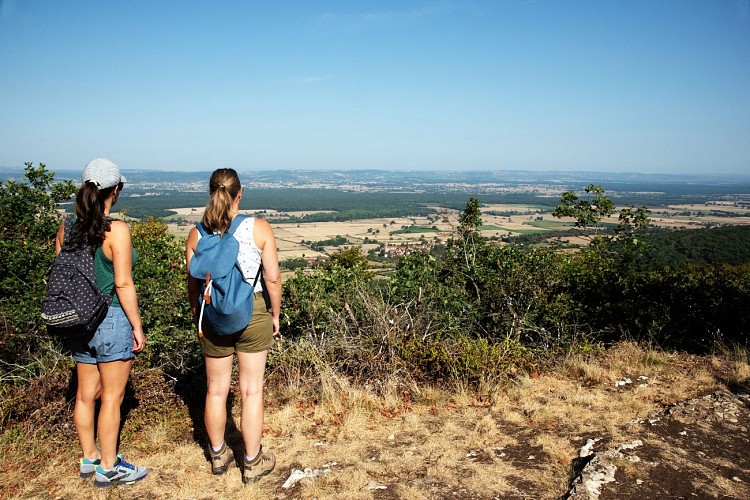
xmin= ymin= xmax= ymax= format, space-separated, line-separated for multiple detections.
xmin=202 ymin=168 xmax=241 ymax=234
xmin=69 ymin=181 xmax=114 ymax=250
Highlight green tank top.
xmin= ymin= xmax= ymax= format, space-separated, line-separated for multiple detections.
xmin=94 ymin=246 xmax=138 ymax=308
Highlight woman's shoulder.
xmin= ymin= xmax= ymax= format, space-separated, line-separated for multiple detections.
xmin=108 ymin=219 xmax=131 ymax=233
xmin=105 ymin=219 xmax=132 ymax=245
xmin=251 ymin=217 xmax=273 ymax=233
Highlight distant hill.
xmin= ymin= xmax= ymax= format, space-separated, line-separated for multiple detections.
xmin=3 ymin=165 xmax=750 ymax=188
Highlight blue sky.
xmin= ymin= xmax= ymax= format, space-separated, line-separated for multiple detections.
xmin=1 ymin=0 xmax=748 ymax=174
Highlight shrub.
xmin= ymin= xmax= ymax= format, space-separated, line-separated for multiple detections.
xmin=0 ymin=164 xmax=76 ymax=381
xmin=130 ymin=218 xmax=201 ymax=374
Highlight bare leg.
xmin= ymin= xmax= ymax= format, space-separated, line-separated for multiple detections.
xmin=236 ymin=350 xmax=268 ymax=459
xmin=74 ymin=363 xmax=102 ymax=460
xmin=204 ymin=355 xmax=234 ymax=449
xmin=97 ymin=359 xmax=133 ymax=469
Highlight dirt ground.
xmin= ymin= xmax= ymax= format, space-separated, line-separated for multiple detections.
xmin=1 ymin=345 xmax=748 ymax=499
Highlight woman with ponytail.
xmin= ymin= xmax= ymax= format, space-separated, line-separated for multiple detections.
xmin=186 ymin=168 xmax=281 ymax=483
xmin=57 ymin=158 xmax=148 ymax=487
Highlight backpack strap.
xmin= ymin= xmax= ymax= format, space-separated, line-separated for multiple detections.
xmin=228 ymin=215 xmax=261 ymax=286
xmin=195 ymin=222 xmax=209 ymax=237
xmin=195 ymin=215 xmax=249 ymax=238
xmin=251 ymin=265 xmax=262 ymax=287
xmin=62 ymin=215 xmax=75 ymax=245
xmin=226 ymin=214 xmax=250 ymax=236
xmin=60 ymin=214 xmax=116 ymax=298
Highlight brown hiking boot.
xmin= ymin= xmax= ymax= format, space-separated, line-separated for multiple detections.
xmin=242 ymin=445 xmax=275 ymax=483
xmin=208 ymin=441 xmax=233 ymax=475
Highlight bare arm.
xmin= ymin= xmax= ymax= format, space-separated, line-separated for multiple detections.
xmin=54 ymin=220 xmax=65 ymax=255
xmin=105 ymin=221 xmax=146 ymax=352
xmin=254 ymin=218 xmax=282 ymax=335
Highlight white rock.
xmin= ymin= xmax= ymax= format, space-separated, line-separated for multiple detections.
xmin=580 ymin=438 xmax=599 ymax=458
xmin=282 ymin=469 xmax=307 ymax=489
xmin=282 ymin=467 xmax=331 ymax=489
xmin=618 ymin=439 xmax=643 ymax=451
xmin=584 ymin=462 xmax=617 ymax=499
xmin=366 ymin=481 xmax=387 ymax=490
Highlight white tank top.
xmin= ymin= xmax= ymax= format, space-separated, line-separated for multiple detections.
xmin=196 ymin=217 xmax=264 ymax=292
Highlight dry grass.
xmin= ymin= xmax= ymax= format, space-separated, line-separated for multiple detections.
xmin=0 ymin=342 xmax=746 ymax=499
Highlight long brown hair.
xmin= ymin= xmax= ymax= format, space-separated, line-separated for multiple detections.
xmin=69 ymin=181 xmax=119 ymax=249
xmin=202 ymin=168 xmax=241 ymax=234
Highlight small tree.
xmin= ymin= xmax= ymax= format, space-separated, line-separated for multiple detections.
xmin=552 ymin=184 xmax=615 ymax=238
xmin=458 ymin=197 xmax=483 ymax=235
xmin=454 ymin=197 xmax=484 ymax=269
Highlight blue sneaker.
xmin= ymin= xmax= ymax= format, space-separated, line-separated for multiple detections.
xmin=93 ymin=456 xmax=148 ymax=488
xmin=79 ymin=456 xmax=100 ymax=478
xmin=81 ymin=453 xmax=124 ymax=479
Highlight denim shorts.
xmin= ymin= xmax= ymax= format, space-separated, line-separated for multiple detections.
xmin=65 ymin=306 xmax=136 ymax=364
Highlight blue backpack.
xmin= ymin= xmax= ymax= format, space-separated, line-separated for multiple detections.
xmin=189 ymin=215 xmax=260 ymax=335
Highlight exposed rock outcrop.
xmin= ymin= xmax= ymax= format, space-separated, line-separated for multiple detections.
xmin=567 ymin=390 xmax=750 ymax=499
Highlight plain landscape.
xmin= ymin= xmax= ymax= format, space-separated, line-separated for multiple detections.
xmin=1 ymin=166 xmax=750 ymax=499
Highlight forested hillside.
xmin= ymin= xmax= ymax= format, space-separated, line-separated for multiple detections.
xmin=641 ymin=225 xmax=750 ymax=267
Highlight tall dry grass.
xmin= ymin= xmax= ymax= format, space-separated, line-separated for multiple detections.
xmin=0 ymin=342 xmax=746 ymax=499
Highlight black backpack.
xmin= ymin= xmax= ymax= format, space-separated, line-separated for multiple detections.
xmin=41 ymin=216 xmax=114 ymax=338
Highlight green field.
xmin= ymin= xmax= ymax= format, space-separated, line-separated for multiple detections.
xmin=390 ymin=226 xmax=437 ymax=235
xmin=491 ymin=226 xmax=549 ymax=234
xmin=522 ymin=220 xmax=571 ymax=229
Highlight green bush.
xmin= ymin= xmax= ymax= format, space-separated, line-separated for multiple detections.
xmin=130 ymin=218 xmax=201 ymax=374
xmin=0 ymin=164 xmax=76 ymax=381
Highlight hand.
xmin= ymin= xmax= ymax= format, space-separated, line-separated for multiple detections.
xmin=132 ymin=328 xmax=147 ymax=352
xmin=272 ymin=316 xmax=280 ymax=336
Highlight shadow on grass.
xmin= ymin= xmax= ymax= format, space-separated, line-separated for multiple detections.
xmin=172 ymin=367 xmax=244 ymax=468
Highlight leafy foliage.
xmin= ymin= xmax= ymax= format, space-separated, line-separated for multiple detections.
xmin=130 ymin=218 xmax=200 ymax=374
xmin=639 ymin=225 xmax=750 ymax=268
xmin=552 ymin=185 xmax=615 ymax=232
xmin=0 ymin=164 xmax=76 ymax=378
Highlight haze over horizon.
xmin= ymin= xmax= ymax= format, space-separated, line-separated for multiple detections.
xmin=1 ymin=1 xmax=748 ymax=176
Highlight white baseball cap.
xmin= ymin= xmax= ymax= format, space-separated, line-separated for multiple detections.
xmin=81 ymin=158 xmax=127 ymax=189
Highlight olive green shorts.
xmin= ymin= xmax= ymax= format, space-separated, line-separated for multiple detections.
xmin=198 ymin=292 xmax=274 ymax=357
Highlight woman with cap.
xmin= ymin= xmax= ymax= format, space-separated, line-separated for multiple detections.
xmin=186 ymin=168 xmax=281 ymax=483
xmin=56 ymin=158 xmax=148 ymax=487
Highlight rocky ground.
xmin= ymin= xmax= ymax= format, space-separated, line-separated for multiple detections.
xmin=567 ymin=387 xmax=750 ymax=499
